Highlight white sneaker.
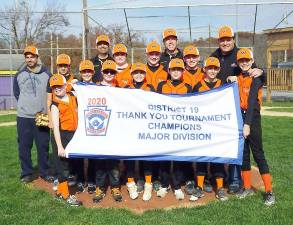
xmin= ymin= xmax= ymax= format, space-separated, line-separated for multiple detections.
xmin=189 ymin=195 xmax=199 ymax=201
xmin=174 ymin=189 xmax=185 ymax=200
xmin=126 ymin=182 xmax=138 ymax=200
xmin=143 ymin=183 xmax=153 ymax=201
xmin=157 ymin=187 xmax=168 ymax=198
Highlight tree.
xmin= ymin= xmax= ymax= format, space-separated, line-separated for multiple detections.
xmin=0 ymin=0 xmax=69 ymax=52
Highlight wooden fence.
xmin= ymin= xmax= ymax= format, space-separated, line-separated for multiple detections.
xmin=266 ymin=68 xmax=293 ymax=102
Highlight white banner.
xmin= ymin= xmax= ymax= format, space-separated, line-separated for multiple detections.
xmin=66 ymin=82 xmax=244 ymax=165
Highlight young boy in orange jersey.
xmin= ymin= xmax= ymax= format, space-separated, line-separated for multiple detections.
xmin=157 ymin=58 xmax=192 ymax=200
xmin=93 ymin=59 xmax=122 ymax=203
xmin=232 ymin=48 xmax=275 ymax=206
xmin=191 ymin=57 xmax=228 ymax=201
xmin=145 ymin=40 xmax=168 ymax=89
xmin=50 ymin=74 xmax=82 ymax=206
xmin=47 ymin=54 xmax=76 ymax=191
xmin=182 ymin=45 xmax=204 ymax=88
xmin=124 ymin=62 xmax=155 ymax=201
xmin=112 ymin=43 xmax=132 ymax=87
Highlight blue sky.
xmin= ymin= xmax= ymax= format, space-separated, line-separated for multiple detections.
xmin=2 ymin=0 xmax=293 ymax=42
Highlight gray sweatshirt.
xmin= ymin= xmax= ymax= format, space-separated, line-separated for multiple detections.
xmin=13 ymin=64 xmax=51 ymax=118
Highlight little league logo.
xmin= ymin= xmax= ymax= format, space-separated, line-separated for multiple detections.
xmin=84 ymin=106 xmax=111 ymax=136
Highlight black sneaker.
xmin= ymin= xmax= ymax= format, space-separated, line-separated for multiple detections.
xmin=153 ymin=180 xmax=162 ymax=192
xmin=228 ymin=184 xmax=241 ymax=194
xmin=193 ymin=186 xmax=205 ymax=198
xmin=216 ymin=188 xmax=228 ymax=201
xmin=264 ymin=192 xmax=275 ymax=206
xmin=203 ymin=180 xmax=213 ymax=193
xmin=66 ymin=195 xmax=82 ymax=206
xmin=236 ymin=188 xmax=254 ymax=199
xmin=76 ymin=182 xmax=85 ymax=193
xmin=111 ymin=187 xmax=123 ymax=202
xmin=136 ymin=179 xmax=145 ymax=193
xmin=40 ymin=175 xmax=54 ymax=183
xmin=87 ymin=183 xmax=96 ymax=194
xmin=185 ymin=181 xmax=195 ymax=195
xmin=20 ymin=175 xmax=33 ymax=184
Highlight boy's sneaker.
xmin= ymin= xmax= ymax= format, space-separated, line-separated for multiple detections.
xmin=20 ymin=175 xmax=33 ymax=184
xmin=174 ymin=189 xmax=185 ymax=200
xmin=203 ymin=180 xmax=213 ymax=193
xmin=126 ymin=182 xmax=138 ymax=200
xmin=142 ymin=183 xmax=153 ymax=201
xmin=153 ymin=180 xmax=161 ymax=192
xmin=68 ymin=175 xmax=76 ymax=187
xmin=264 ymin=192 xmax=276 ymax=206
xmin=93 ymin=187 xmax=106 ymax=203
xmin=157 ymin=187 xmax=169 ymax=198
xmin=193 ymin=186 xmax=205 ymax=198
xmin=111 ymin=187 xmax=123 ymax=202
xmin=185 ymin=181 xmax=195 ymax=195
xmin=136 ymin=179 xmax=145 ymax=193
xmin=53 ymin=179 xmax=58 ymax=191
xmin=236 ymin=188 xmax=254 ymax=199
xmin=216 ymin=188 xmax=228 ymax=201
xmin=228 ymin=184 xmax=241 ymax=195
xmin=87 ymin=183 xmax=96 ymax=194
xmin=66 ymin=195 xmax=82 ymax=206
xmin=76 ymin=182 xmax=85 ymax=193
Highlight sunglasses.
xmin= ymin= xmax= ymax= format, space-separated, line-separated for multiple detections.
xmin=103 ymin=70 xmax=116 ymax=75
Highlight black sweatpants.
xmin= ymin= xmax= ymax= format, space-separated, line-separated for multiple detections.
xmin=17 ymin=117 xmax=50 ymax=178
xmin=196 ymin=162 xmax=225 ymax=178
xmin=242 ymin=112 xmax=269 ymax=174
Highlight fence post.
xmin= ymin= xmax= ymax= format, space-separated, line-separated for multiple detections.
xmin=266 ymin=69 xmax=271 ymax=102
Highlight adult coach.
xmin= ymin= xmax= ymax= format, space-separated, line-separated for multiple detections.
xmin=160 ymin=28 xmax=183 ymax=71
xmin=91 ymin=34 xmax=113 ymax=83
xmin=13 ymin=45 xmax=53 ymax=183
xmin=210 ymin=25 xmax=264 ymax=194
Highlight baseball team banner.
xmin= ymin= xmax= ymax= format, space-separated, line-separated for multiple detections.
xmin=66 ymin=82 xmax=244 ymax=165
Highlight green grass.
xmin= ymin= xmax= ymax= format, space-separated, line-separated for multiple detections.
xmin=0 ymin=114 xmax=16 ymax=123
xmin=266 ymin=108 xmax=293 ymax=113
xmin=0 ymin=116 xmax=293 ymax=225
xmin=263 ymin=101 xmax=293 ymax=107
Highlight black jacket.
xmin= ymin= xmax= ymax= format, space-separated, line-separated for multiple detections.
xmin=160 ymin=48 xmax=183 ymax=71
xmin=90 ymin=54 xmax=113 ymax=83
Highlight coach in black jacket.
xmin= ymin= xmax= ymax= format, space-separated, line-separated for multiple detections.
xmin=210 ymin=25 xmax=264 ymax=194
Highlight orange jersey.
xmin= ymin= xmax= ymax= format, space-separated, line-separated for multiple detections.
xmin=115 ymin=65 xmax=132 ymax=87
xmin=182 ymin=68 xmax=204 ymax=88
xmin=126 ymin=82 xmax=155 ymax=92
xmin=238 ymin=73 xmax=262 ymax=110
xmin=65 ymin=74 xmax=74 ymax=92
xmin=146 ymin=65 xmax=168 ymax=89
xmin=157 ymin=80 xmax=192 ymax=94
xmin=194 ymin=79 xmax=222 ymax=92
xmin=52 ymin=93 xmax=78 ymax=131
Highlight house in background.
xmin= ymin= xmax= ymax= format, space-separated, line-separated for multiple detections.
xmin=0 ymin=54 xmax=24 ymax=110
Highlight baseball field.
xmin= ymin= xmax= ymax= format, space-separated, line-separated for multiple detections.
xmin=0 ymin=103 xmax=292 ymax=225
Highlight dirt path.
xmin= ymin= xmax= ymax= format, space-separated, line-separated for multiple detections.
xmin=261 ymin=106 xmax=293 ymax=117
xmin=0 ymin=121 xmax=16 ymax=127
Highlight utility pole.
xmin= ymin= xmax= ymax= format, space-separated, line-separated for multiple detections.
xmin=50 ymin=32 xmax=53 ymax=73
xmin=82 ymin=0 xmax=90 ymax=59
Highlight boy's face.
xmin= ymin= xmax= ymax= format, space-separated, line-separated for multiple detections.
xmin=169 ymin=68 xmax=184 ymax=80
xmin=164 ymin=36 xmax=178 ymax=52
xmin=96 ymin=41 xmax=109 ymax=54
xmin=53 ymin=84 xmax=67 ymax=97
xmin=113 ymin=52 xmax=127 ymax=66
xmin=238 ymin=58 xmax=254 ymax=72
xmin=132 ymin=70 xmax=146 ymax=83
xmin=147 ymin=52 xmax=161 ymax=66
xmin=184 ymin=55 xmax=200 ymax=68
xmin=25 ymin=53 xmax=38 ymax=68
xmin=57 ymin=64 xmax=70 ymax=76
xmin=81 ymin=69 xmax=94 ymax=82
xmin=102 ymin=69 xmax=116 ymax=82
xmin=204 ymin=66 xmax=220 ymax=80
xmin=218 ymin=37 xmax=235 ymax=54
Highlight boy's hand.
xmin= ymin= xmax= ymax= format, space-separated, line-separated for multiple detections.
xmin=58 ymin=147 xmax=66 ymax=158
xmin=243 ymin=124 xmax=250 ymax=139
xmin=227 ymin=76 xmax=237 ymax=83
xmin=249 ymin=68 xmax=263 ymax=78
xmin=48 ymin=119 xmax=53 ymax=129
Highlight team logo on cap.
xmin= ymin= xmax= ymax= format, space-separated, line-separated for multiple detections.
xmin=84 ymin=106 xmax=111 ymax=136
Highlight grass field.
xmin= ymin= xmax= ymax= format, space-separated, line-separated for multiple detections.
xmin=0 ymin=114 xmax=16 ymax=123
xmin=0 ymin=116 xmax=293 ymax=225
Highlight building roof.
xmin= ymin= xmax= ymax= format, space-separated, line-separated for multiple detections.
xmin=263 ymin=27 xmax=293 ymax=34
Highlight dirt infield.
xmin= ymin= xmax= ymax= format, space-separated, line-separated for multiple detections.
xmin=32 ymin=167 xmax=264 ymax=214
